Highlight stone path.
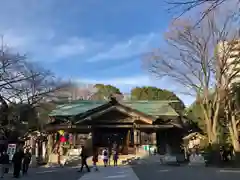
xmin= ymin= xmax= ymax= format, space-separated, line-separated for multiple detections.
xmin=79 ymin=166 xmax=139 ymax=180
xmin=2 ymin=166 xmax=84 ymax=180
xmin=132 ymin=163 xmax=240 ymax=180
xmin=65 ymin=154 xmax=141 ymax=167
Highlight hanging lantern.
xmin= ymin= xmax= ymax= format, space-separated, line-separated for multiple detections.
xmin=58 ymin=130 xmax=65 ymax=136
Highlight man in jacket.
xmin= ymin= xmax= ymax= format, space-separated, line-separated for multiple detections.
xmin=78 ymin=146 xmax=90 ymax=172
xmin=12 ymin=147 xmax=24 ymax=178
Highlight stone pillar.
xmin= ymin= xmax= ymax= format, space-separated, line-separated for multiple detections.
xmin=35 ymin=142 xmax=39 ymax=158
xmin=30 ymin=139 xmax=38 ymax=167
xmin=151 ymin=132 xmax=157 ymax=146
xmin=123 ymin=130 xmax=130 ymax=154
xmin=134 ymin=130 xmax=140 ymax=154
xmin=71 ymin=133 xmax=75 ymax=147
xmin=30 ymin=136 xmax=35 ymax=154
xmin=126 ymin=130 xmax=130 ymax=146
xmin=47 ymin=134 xmax=53 ymax=152
xmin=42 ymin=142 xmax=46 ymax=159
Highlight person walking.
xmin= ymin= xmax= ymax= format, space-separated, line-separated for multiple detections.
xmin=0 ymin=150 xmax=9 ymax=178
xmin=113 ymin=149 xmax=118 ymax=166
xmin=108 ymin=146 xmax=112 ymax=166
xmin=12 ymin=147 xmax=24 ymax=178
xmin=92 ymin=148 xmax=99 ymax=171
xmin=78 ymin=146 xmax=90 ymax=173
xmin=22 ymin=149 xmax=31 ymax=175
xmin=102 ymin=148 xmax=108 ymax=167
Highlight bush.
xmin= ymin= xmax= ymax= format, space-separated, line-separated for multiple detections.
xmin=203 ymin=143 xmax=222 ymax=166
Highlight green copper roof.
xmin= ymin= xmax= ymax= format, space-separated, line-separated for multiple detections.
xmin=121 ymin=100 xmax=179 ymax=117
xmin=49 ymin=100 xmax=179 ymax=117
xmin=49 ymin=100 xmax=107 ymax=116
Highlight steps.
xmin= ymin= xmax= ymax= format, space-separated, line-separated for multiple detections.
xmin=65 ymin=155 xmax=81 ymax=166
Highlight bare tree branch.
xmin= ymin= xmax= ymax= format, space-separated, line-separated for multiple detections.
xmin=166 ymin=0 xmax=240 ymax=26
xmin=0 ymin=37 xmax=70 ymax=139
xmin=145 ymin=11 xmax=238 ymax=143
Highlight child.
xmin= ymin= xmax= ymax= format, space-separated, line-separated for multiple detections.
xmin=92 ymin=149 xmax=99 ymax=171
xmin=102 ymin=149 xmax=108 ymax=167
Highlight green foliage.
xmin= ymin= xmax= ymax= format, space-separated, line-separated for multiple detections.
xmin=185 ymin=101 xmax=205 ymax=132
xmin=130 ymin=86 xmax=185 ymax=113
xmin=186 ymin=92 xmax=229 ymax=138
xmin=93 ymin=84 xmax=122 ymax=100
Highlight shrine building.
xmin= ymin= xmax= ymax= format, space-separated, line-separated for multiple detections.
xmin=45 ymin=98 xmax=195 ymax=155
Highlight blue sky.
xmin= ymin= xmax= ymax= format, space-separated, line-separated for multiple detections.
xmin=0 ymin=0 xmax=195 ymax=105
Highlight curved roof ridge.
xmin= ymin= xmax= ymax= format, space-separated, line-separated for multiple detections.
xmin=122 ymin=100 xmax=180 ymax=103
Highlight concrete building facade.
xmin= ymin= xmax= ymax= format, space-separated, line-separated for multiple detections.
xmin=217 ymin=39 xmax=240 ymax=87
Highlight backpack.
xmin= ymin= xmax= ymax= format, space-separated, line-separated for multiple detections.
xmin=103 ymin=150 xmax=108 ymax=156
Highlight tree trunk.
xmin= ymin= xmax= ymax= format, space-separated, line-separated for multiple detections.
xmin=231 ymin=137 xmax=240 ymax=152
xmin=229 ymin=114 xmax=240 ymax=151
xmin=229 ymin=125 xmax=240 ymax=166
xmin=205 ymin=116 xmax=218 ymax=144
xmin=200 ymin=103 xmax=218 ymax=144
xmin=229 ymin=125 xmax=240 ymax=152
xmin=46 ymin=134 xmax=53 ymax=163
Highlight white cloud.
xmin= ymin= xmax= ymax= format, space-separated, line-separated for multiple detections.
xmin=53 ymin=38 xmax=86 ymax=58
xmin=52 ymin=32 xmax=161 ymax=61
xmin=87 ymin=32 xmax=160 ymax=62
xmin=53 ymin=37 xmax=103 ymax=59
xmin=0 ymin=27 xmax=161 ymax=63
xmin=0 ymin=1 xmax=162 ymax=63
xmin=1 ymin=31 xmax=32 ymax=49
xmin=0 ymin=28 xmax=55 ymax=54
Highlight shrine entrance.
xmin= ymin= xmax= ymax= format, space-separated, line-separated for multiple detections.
xmin=92 ymin=128 xmax=131 ymax=154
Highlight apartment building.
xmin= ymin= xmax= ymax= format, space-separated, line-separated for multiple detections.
xmin=217 ymin=39 xmax=240 ymax=86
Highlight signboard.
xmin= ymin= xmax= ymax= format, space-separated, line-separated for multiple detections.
xmin=7 ymin=144 xmax=16 ymax=161
xmin=144 ymin=145 xmax=149 ymax=151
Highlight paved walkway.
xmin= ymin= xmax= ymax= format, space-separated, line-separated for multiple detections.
xmin=1 ymin=166 xmax=84 ymax=180
xmin=79 ymin=166 xmax=139 ymax=180
xmin=64 ymin=154 xmax=146 ymax=167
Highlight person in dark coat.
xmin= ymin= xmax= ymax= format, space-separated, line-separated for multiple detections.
xmin=22 ymin=149 xmax=31 ymax=175
xmin=12 ymin=148 xmax=24 ymax=178
xmin=78 ymin=146 xmax=90 ymax=172
xmin=0 ymin=150 xmax=9 ymax=178
xmin=108 ymin=146 xmax=112 ymax=166
xmin=113 ymin=149 xmax=118 ymax=166
xmin=92 ymin=148 xmax=99 ymax=171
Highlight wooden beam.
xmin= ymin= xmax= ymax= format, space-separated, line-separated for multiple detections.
xmin=75 ymin=106 xmax=117 ymax=124
xmin=44 ymin=123 xmax=174 ymax=132
xmin=87 ymin=106 xmax=116 ymax=120
xmin=136 ymin=124 xmax=174 ymax=128
xmin=115 ymin=105 xmax=153 ymax=124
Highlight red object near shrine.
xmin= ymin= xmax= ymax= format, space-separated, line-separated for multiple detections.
xmin=60 ymin=136 xmax=66 ymax=142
